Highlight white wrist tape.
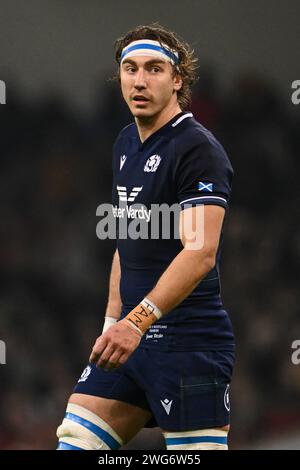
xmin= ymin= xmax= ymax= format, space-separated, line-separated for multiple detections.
xmin=141 ymin=297 xmax=162 ymax=320
xmin=102 ymin=316 xmax=117 ymax=333
xmin=124 ymin=298 xmax=162 ymax=336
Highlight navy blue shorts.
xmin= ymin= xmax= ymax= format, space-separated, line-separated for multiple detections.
xmin=74 ymin=347 xmax=235 ymax=431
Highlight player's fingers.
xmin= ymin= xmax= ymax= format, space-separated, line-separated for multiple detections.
xmin=89 ymin=337 xmax=107 ymax=363
xmin=95 ymin=345 xmax=115 ymax=368
xmin=104 ymin=351 xmax=123 ymax=370
xmin=113 ymin=352 xmax=129 ymax=369
xmin=89 ymin=350 xmax=100 ymax=364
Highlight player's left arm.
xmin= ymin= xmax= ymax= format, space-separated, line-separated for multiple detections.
xmin=146 ymin=203 xmax=225 ymax=313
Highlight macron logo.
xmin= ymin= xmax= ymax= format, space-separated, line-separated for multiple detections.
xmin=160 ymin=398 xmax=173 ymax=415
xmin=120 ymin=155 xmax=127 ymax=170
xmin=117 ymin=185 xmax=143 ymax=203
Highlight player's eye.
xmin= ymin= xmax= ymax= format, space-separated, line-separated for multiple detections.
xmin=124 ymin=65 xmax=136 ymax=73
xmin=150 ymin=66 xmax=161 ymax=73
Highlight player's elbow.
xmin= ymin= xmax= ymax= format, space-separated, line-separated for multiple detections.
xmin=203 ymin=250 xmax=217 ymax=272
xmin=195 ymin=246 xmax=217 ymax=275
xmin=183 ymin=243 xmax=217 ymax=277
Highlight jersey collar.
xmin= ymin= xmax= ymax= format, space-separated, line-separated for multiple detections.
xmin=135 ymin=111 xmax=193 ymax=151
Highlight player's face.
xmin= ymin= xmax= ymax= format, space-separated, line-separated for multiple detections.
xmin=120 ymin=56 xmax=182 ymax=118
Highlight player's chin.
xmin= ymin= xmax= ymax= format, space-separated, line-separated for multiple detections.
xmin=131 ymin=106 xmax=155 ymax=118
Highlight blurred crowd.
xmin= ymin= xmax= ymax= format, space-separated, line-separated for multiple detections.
xmin=0 ymin=68 xmax=299 ymax=449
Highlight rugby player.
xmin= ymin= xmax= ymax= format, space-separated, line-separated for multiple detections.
xmin=57 ymin=23 xmax=235 ymax=451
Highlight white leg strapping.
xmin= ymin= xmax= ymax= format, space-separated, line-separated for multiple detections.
xmin=163 ymin=428 xmax=228 ymax=450
xmin=57 ymin=403 xmax=123 ymax=450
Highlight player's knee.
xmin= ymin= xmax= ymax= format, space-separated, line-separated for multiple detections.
xmin=56 ymin=403 xmax=123 ymax=450
xmin=163 ymin=427 xmax=229 ymax=450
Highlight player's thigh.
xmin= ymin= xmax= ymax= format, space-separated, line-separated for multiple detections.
xmin=69 ymin=393 xmax=152 ymax=444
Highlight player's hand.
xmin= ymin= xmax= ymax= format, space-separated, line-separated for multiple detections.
xmin=89 ymin=319 xmax=142 ymax=370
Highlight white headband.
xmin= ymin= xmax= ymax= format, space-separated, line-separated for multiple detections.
xmin=120 ymin=39 xmax=179 ymax=65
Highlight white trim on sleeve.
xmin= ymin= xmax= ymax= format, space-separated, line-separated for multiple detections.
xmin=180 ymin=195 xmax=227 ymax=205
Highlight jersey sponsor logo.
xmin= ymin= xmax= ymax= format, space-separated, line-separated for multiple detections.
xmin=120 ymin=154 xmax=127 ymax=170
xmin=78 ymin=365 xmax=92 ymax=383
xmin=224 ymin=384 xmax=230 ymax=412
xmin=117 ymin=185 xmax=143 ymax=203
xmin=160 ymin=398 xmax=173 ymax=415
xmin=114 ymin=185 xmax=151 ymax=222
xmin=144 ymin=154 xmax=161 ymax=173
xmin=198 ymin=181 xmax=213 ymax=192
xmin=112 ymin=204 xmax=151 ymax=222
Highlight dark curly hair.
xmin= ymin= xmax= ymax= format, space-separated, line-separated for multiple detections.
xmin=114 ymin=23 xmax=198 ymax=110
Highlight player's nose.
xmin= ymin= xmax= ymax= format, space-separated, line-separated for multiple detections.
xmin=134 ymin=69 xmax=147 ymax=89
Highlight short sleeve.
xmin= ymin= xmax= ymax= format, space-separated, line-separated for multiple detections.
xmin=176 ymin=139 xmax=233 ymax=210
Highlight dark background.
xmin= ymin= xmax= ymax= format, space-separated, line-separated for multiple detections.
xmin=0 ymin=0 xmax=299 ymax=449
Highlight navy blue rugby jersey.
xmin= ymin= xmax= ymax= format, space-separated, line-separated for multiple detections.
xmin=111 ymin=111 xmax=235 ymax=351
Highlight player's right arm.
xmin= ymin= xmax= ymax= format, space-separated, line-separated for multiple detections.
xmin=90 ymin=247 xmax=141 ymax=368
xmin=102 ymin=249 xmax=122 ymax=333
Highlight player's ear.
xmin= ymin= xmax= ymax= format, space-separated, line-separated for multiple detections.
xmin=173 ymin=73 xmax=183 ymax=92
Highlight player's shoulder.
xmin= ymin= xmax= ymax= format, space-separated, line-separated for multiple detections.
xmin=174 ymin=115 xmax=233 ymax=169
xmin=174 ymin=116 xmax=223 ymax=153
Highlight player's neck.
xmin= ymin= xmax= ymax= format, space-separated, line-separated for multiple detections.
xmin=135 ymin=103 xmax=182 ymax=143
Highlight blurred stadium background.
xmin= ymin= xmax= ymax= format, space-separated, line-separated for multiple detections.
xmin=0 ymin=0 xmax=299 ymax=449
